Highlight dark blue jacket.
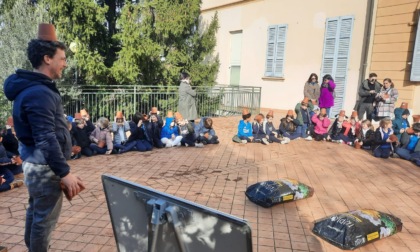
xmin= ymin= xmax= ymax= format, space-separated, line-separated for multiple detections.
xmin=3 ymin=69 xmax=71 ymax=178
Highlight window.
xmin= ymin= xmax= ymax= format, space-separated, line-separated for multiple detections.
xmin=320 ymin=16 xmax=354 ymax=116
xmin=265 ymin=24 xmax=288 ymax=78
xmin=411 ymin=13 xmax=420 ymax=81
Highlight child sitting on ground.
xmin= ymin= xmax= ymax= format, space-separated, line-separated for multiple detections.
xmin=394 ymin=122 xmax=420 ymax=166
xmin=112 ymin=111 xmax=130 ymax=152
xmin=328 ymin=110 xmax=348 ymax=142
xmin=89 ymin=117 xmax=113 ymax=155
xmin=146 ymin=107 xmax=164 ymax=148
xmin=71 ymin=113 xmax=94 ymax=157
xmin=340 ymin=111 xmax=361 ymax=145
xmin=236 ymin=108 xmax=254 ymax=144
xmin=253 ymin=114 xmax=270 ymax=145
xmin=354 ymin=119 xmax=375 ymax=150
xmin=311 ymin=108 xmax=331 ymax=141
xmin=265 ymin=110 xmax=281 ymax=143
xmin=195 ymin=117 xmax=219 ymax=145
xmin=373 ymin=118 xmax=397 ymax=158
xmin=175 ymin=112 xmax=203 ymax=147
xmin=0 ymin=135 xmax=23 ymax=192
xmin=279 ymin=110 xmax=300 ymax=144
xmin=392 ymin=102 xmax=410 ymax=142
xmin=295 ymin=97 xmax=314 ymax=140
xmin=161 ymin=111 xmax=183 ymax=147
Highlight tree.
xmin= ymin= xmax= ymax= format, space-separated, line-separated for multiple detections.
xmin=0 ymin=0 xmax=49 ymax=126
xmin=111 ymin=0 xmax=220 ymax=87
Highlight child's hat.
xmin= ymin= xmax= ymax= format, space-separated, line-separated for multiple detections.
xmin=413 ymin=115 xmax=420 ymax=123
xmin=287 ymin=110 xmax=294 ymax=117
xmin=242 ymin=108 xmax=250 ymax=115
xmin=301 ymin=97 xmax=309 ymax=106
xmin=6 ymin=116 xmax=13 ymax=127
xmin=167 ymin=110 xmax=174 ymax=118
xmin=74 ymin=113 xmax=83 ymax=120
xmin=116 ymin=111 xmax=123 ymax=119
xmin=266 ymin=110 xmax=274 ymax=118
xmin=151 ymin=107 xmax=158 ymax=114
xmin=175 ymin=112 xmax=183 ymax=121
xmin=38 ymin=23 xmax=58 ymax=41
xmin=351 ymin=111 xmax=358 ymax=119
xmin=400 ymin=102 xmax=408 ymax=109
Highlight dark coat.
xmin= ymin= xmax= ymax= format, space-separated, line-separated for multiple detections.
xmin=279 ymin=118 xmax=299 ymax=134
xmin=392 ymin=108 xmax=410 ymax=140
xmin=1 ymin=129 xmax=19 ymax=156
xmin=4 ymin=70 xmax=71 ymax=178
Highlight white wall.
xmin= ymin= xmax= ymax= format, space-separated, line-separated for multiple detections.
xmin=201 ymin=0 xmax=369 ymax=112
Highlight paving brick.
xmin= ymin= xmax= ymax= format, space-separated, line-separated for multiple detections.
xmin=0 ymin=114 xmax=419 ymax=251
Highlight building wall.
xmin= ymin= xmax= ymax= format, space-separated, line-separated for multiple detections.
xmin=368 ymin=0 xmax=420 ymax=115
xmin=201 ymin=0 xmax=369 ymax=113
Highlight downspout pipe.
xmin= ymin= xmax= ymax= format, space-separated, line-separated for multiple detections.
xmin=356 ymin=0 xmax=375 ymax=106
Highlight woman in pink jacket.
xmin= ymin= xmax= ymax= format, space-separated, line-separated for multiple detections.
xmin=311 ymin=108 xmax=331 ymax=141
xmin=318 ymin=74 xmax=336 ymax=117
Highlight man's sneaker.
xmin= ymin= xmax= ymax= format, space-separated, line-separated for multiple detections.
xmin=10 ymin=180 xmax=24 ymax=189
xmin=165 ymin=142 xmax=172 ymax=148
xmin=280 ymin=137 xmax=290 ymax=144
xmin=305 ymin=136 xmax=313 ymax=141
xmin=262 ymin=138 xmax=269 ymax=145
xmin=391 ymin=153 xmax=400 ymax=158
xmin=195 ymin=143 xmax=204 ymax=148
xmin=241 ymin=140 xmax=248 ymax=144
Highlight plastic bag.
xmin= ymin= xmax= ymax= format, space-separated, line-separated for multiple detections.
xmin=312 ymin=209 xmax=402 ymax=250
xmin=245 ymin=178 xmax=314 ymax=208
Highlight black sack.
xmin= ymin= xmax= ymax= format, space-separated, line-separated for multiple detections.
xmin=245 ymin=179 xmax=314 ymax=208
xmin=312 ymin=209 xmax=402 ymax=250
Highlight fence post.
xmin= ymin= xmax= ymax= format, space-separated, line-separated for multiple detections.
xmin=251 ymin=87 xmax=254 ymax=114
xmin=134 ymin=86 xmax=137 ymax=114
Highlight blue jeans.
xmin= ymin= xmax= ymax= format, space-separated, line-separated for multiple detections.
xmin=23 ymin=162 xmax=63 ymax=252
xmin=373 ymin=147 xmax=391 ymax=158
xmin=89 ymin=143 xmax=108 ymax=154
xmin=0 ymin=169 xmax=15 ymax=192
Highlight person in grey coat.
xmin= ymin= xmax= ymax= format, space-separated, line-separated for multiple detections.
xmin=178 ymin=72 xmax=198 ymax=122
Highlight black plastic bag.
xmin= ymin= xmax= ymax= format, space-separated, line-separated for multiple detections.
xmin=245 ymin=179 xmax=314 ymax=208
xmin=312 ymin=209 xmax=402 ymax=250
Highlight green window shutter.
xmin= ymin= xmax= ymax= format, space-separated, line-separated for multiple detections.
xmin=411 ymin=13 xmax=420 ymax=81
xmin=265 ymin=25 xmax=277 ymax=76
xmin=273 ymin=25 xmax=287 ymax=77
xmin=265 ymin=24 xmax=287 ymax=77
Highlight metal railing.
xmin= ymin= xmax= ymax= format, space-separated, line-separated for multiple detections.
xmin=60 ymin=85 xmax=261 ymax=120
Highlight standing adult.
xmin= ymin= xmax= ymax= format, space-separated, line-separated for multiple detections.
xmin=318 ymin=74 xmax=336 ymax=117
xmin=3 ymin=23 xmax=84 ymax=251
xmin=303 ymin=73 xmax=320 ymax=105
xmin=375 ymin=78 xmax=399 ymax=120
xmin=178 ymin=72 xmax=198 ymax=122
xmin=357 ymin=73 xmax=382 ymax=121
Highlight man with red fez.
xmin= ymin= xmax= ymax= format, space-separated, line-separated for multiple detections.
xmin=3 ymin=23 xmax=85 ymax=251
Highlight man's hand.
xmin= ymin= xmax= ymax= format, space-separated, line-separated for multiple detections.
xmin=61 ymin=173 xmax=85 ymax=200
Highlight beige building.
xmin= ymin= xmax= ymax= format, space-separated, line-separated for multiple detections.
xmin=201 ymin=0 xmax=419 ymax=117
xmin=367 ymin=0 xmax=420 ymax=116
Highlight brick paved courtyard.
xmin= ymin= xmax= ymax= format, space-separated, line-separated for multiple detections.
xmin=1 ymin=111 xmax=419 ymax=252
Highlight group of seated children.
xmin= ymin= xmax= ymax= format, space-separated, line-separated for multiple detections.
xmin=233 ymin=99 xmax=420 ymax=167
xmin=64 ymin=107 xmax=219 ymax=159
